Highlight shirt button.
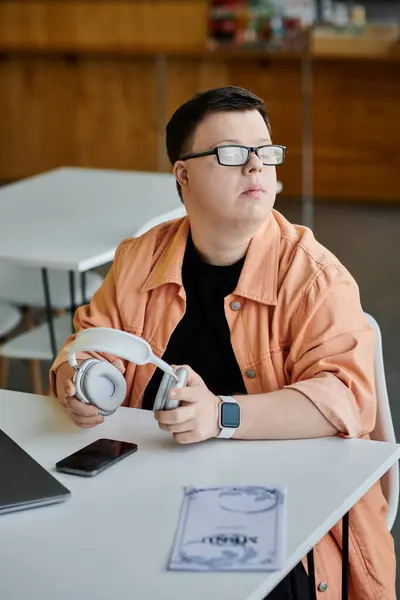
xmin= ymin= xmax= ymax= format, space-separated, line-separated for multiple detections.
xmin=230 ymin=301 xmax=241 ymax=311
xmin=246 ymin=369 xmax=256 ymax=379
xmin=318 ymin=582 xmax=328 ymax=592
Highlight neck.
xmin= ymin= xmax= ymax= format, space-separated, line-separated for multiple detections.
xmin=190 ymin=228 xmax=251 ymax=266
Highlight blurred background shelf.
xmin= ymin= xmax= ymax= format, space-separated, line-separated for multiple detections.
xmin=0 ymin=0 xmax=399 ymax=204
xmin=312 ymin=23 xmax=400 ymax=58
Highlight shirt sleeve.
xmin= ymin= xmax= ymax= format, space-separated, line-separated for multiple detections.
xmin=284 ymin=264 xmax=377 ymax=438
xmin=48 ymin=240 xmax=129 ymax=395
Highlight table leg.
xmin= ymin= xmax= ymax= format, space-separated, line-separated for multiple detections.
xmin=80 ymin=271 xmax=87 ymax=305
xmin=307 ymin=548 xmax=318 ymax=600
xmin=68 ymin=271 xmax=76 ymax=334
xmin=306 ymin=511 xmax=350 ymax=600
xmin=41 ymin=268 xmax=57 ymax=361
xmin=342 ymin=512 xmax=349 ymax=599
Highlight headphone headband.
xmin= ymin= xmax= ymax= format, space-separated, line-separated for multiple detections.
xmin=68 ymin=328 xmax=176 ymax=377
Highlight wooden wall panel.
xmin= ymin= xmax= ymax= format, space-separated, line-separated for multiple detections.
xmin=166 ymin=59 xmax=229 ymax=119
xmin=0 ymin=56 xmax=158 ymax=179
xmin=161 ymin=59 xmax=229 ymax=171
xmin=312 ymin=60 xmax=400 ymax=202
xmin=0 ymin=1 xmax=399 ymax=201
xmin=0 ymin=1 xmax=209 ymax=51
xmin=0 ymin=56 xmax=399 ymax=201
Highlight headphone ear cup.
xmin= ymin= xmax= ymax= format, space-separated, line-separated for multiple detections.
xmin=73 ymin=359 xmax=126 ymax=416
xmin=73 ymin=359 xmax=99 ymax=405
xmin=153 ymin=367 xmax=188 ymax=411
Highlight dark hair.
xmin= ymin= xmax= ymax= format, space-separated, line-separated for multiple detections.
xmin=166 ymin=86 xmax=271 ymax=201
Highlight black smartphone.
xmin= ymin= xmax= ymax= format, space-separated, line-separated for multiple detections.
xmin=55 ymin=439 xmax=138 ymax=477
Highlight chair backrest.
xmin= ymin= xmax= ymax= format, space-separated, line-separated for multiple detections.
xmin=133 ymin=206 xmax=187 ymax=239
xmin=364 ymin=312 xmax=399 ymax=531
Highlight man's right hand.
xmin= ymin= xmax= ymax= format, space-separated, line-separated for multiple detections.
xmin=55 ymin=359 xmax=126 ymax=429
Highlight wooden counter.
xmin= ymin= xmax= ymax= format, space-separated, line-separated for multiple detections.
xmin=0 ymin=1 xmax=399 ymax=203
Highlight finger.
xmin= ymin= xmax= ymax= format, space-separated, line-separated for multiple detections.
xmin=168 ymin=385 xmax=203 ymax=405
xmin=112 ymin=358 xmax=126 ymax=374
xmin=63 ymin=379 xmax=76 ymax=399
xmin=173 ymin=430 xmax=202 ymax=445
xmin=68 ymin=413 xmax=104 ymax=428
xmin=158 ymin=422 xmax=170 ymax=432
xmin=171 ymin=364 xmax=204 ymax=386
xmin=59 ymin=379 xmax=76 ymax=408
xmin=66 ymin=406 xmax=104 ymax=425
xmin=70 ymin=418 xmax=103 ymax=429
xmin=67 ymin=396 xmax=100 ymax=418
xmin=159 ymin=420 xmax=196 ymax=434
xmin=154 ymin=404 xmax=195 ymax=425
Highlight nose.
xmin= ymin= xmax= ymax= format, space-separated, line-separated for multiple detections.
xmin=243 ymin=150 xmax=263 ymax=174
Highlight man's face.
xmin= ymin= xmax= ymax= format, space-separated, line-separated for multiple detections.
xmin=175 ymin=110 xmax=278 ymax=235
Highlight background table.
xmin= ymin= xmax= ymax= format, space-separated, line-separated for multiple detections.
xmin=1 ymin=389 xmax=399 ymax=600
xmin=0 ymin=167 xmax=186 ymax=356
xmin=0 ymin=167 xmax=185 ymax=270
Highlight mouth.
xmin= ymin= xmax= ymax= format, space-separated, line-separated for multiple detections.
xmin=241 ymin=186 xmax=266 ymax=197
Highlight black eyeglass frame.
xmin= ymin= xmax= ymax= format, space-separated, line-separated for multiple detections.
xmin=180 ymin=144 xmax=287 ymax=167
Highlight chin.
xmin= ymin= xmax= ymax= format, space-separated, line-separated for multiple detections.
xmin=225 ymin=205 xmax=271 ymax=233
xmin=238 ymin=195 xmax=272 ymax=216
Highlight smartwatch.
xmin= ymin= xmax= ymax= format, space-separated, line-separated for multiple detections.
xmin=217 ymin=396 xmax=241 ymax=439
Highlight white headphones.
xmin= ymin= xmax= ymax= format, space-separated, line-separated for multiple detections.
xmin=68 ymin=328 xmax=188 ymax=416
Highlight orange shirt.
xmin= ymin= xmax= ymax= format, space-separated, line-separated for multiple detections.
xmin=50 ymin=210 xmax=395 ymax=599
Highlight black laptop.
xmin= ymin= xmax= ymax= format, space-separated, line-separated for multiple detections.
xmin=0 ymin=429 xmax=70 ymax=515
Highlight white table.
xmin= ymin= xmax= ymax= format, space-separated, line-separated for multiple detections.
xmin=1 ymin=389 xmax=399 ymax=600
xmin=0 ymin=167 xmax=185 ymax=271
xmin=0 ymin=167 xmax=186 ymax=356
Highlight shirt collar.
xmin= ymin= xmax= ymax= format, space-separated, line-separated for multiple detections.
xmin=235 ymin=214 xmax=279 ymax=306
xmin=141 ymin=218 xmax=189 ymax=293
xmin=141 ymin=213 xmax=280 ymax=306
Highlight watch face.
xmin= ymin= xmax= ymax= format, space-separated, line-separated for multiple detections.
xmin=221 ymin=402 xmax=240 ymax=429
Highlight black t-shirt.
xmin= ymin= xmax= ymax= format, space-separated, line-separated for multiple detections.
xmin=142 ymin=233 xmax=247 ymax=409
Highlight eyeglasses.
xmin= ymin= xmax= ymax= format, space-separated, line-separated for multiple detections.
xmin=180 ymin=144 xmax=286 ymax=167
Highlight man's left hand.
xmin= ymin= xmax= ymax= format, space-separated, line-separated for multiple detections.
xmin=154 ymin=365 xmax=220 ymax=444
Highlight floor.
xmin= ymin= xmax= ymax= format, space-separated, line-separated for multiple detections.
xmin=3 ymin=197 xmax=400 ymax=592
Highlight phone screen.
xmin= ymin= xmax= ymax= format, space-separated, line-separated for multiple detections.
xmin=55 ymin=439 xmax=138 ymax=477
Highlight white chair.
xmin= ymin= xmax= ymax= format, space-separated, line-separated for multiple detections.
xmin=0 ymin=303 xmax=21 ymax=337
xmin=0 ymin=264 xmax=103 ymax=393
xmin=0 ymin=263 xmax=103 ymax=309
xmin=365 ymin=312 xmax=399 ymax=531
xmin=0 ymin=303 xmax=22 ymax=389
xmin=0 ymin=313 xmax=73 ymax=362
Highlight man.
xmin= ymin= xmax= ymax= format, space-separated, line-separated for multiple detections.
xmin=51 ymin=86 xmax=395 ymax=599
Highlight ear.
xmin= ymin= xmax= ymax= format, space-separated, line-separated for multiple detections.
xmin=174 ymin=161 xmax=189 ymax=189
